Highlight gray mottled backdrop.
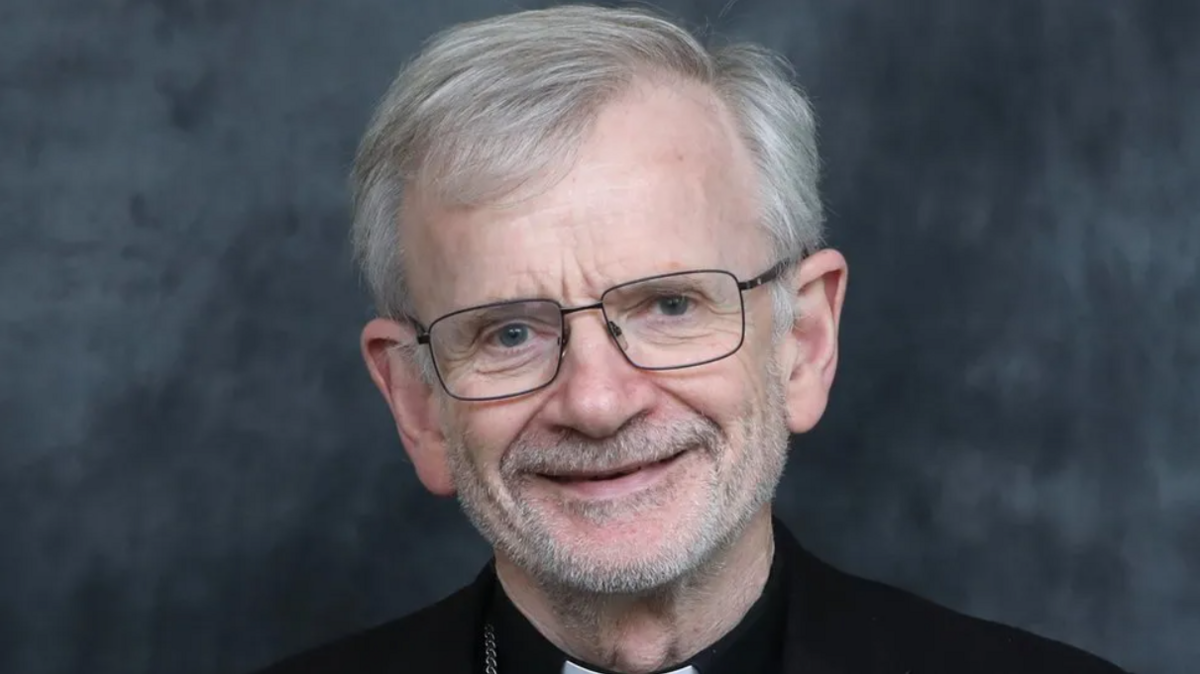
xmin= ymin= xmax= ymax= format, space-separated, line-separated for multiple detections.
xmin=2 ymin=0 xmax=1196 ymax=672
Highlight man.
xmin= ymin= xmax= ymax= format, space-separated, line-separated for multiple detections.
xmin=257 ymin=5 xmax=1128 ymax=673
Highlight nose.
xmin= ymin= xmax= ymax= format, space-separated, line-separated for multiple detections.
xmin=544 ymin=311 xmax=654 ymax=439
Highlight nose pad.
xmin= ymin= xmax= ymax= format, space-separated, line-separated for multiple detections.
xmin=559 ymin=323 xmax=571 ymax=356
xmin=606 ymin=320 xmax=629 ymax=352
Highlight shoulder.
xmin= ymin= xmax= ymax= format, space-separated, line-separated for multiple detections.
xmin=249 ymin=570 xmax=489 ymax=674
xmin=836 ymin=569 xmax=1126 ymax=672
xmin=776 ymin=527 xmax=1128 ymax=673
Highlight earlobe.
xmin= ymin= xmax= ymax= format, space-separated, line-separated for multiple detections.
xmin=781 ymin=249 xmax=849 ymax=434
xmin=361 ymin=318 xmax=456 ymax=496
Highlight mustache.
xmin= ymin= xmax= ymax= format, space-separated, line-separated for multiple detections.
xmin=501 ymin=414 xmax=723 ymax=477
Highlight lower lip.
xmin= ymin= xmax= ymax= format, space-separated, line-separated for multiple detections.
xmin=539 ymin=452 xmax=689 ymax=500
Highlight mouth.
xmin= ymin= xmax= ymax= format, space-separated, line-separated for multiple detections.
xmin=538 ymin=450 xmax=688 ymax=484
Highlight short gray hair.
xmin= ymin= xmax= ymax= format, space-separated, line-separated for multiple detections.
xmin=351 ymin=4 xmax=824 ymax=334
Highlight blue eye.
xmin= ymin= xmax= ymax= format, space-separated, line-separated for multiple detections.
xmin=495 ymin=324 xmax=530 ymax=348
xmin=655 ymin=296 xmax=691 ymax=316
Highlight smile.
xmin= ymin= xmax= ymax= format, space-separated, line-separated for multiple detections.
xmin=536 ymin=450 xmax=690 ymax=499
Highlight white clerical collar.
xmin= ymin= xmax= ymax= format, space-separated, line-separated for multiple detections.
xmin=562 ymin=661 xmax=697 ymax=674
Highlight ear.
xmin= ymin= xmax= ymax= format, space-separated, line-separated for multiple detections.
xmin=777 ymin=249 xmax=848 ymax=434
xmin=361 ymin=317 xmax=455 ymax=496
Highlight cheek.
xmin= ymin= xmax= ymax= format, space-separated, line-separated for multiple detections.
xmin=445 ymin=403 xmax=534 ymax=472
xmin=668 ymin=356 xmax=764 ymax=430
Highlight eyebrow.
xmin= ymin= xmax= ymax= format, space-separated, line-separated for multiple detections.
xmin=426 ymin=261 xmax=762 ymax=323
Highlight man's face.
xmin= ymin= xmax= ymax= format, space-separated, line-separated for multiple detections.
xmin=399 ymin=81 xmax=794 ymax=593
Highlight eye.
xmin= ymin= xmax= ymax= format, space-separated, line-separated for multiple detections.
xmin=492 ymin=323 xmax=531 ymax=348
xmin=654 ymin=295 xmax=691 ymax=316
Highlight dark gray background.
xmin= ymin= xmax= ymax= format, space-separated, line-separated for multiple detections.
xmin=2 ymin=0 xmax=1197 ymax=672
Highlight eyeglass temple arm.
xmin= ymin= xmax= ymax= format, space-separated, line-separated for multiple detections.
xmin=737 ymin=259 xmax=792 ymax=291
xmin=404 ymin=315 xmax=432 ymax=345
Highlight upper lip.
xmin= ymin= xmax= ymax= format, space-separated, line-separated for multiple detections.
xmin=539 ymin=452 xmax=684 ymax=480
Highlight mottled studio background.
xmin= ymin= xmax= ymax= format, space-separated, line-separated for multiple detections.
xmin=2 ymin=0 xmax=1197 ymax=672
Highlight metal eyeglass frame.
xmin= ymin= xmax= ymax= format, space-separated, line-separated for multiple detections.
xmin=410 ymin=260 xmax=792 ymax=402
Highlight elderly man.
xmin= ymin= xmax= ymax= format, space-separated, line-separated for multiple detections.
xmin=257 ymin=5 xmax=1127 ymax=674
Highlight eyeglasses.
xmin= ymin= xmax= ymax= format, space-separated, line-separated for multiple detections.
xmin=411 ymin=261 xmax=791 ymax=401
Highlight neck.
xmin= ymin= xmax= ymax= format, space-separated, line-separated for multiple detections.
xmin=493 ymin=509 xmax=776 ymax=674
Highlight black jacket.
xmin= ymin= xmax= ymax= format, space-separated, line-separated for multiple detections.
xmin=254 ymin=522 xmax=1128 ymax=673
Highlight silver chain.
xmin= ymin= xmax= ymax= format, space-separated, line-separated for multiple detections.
xmin=483 ymin=622 xmax=499 ymax=674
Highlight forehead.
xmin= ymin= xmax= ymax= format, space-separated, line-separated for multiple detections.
xmin=403 ymin=79 xmax=767 ymax=318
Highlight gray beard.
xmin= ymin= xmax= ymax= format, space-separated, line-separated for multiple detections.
xmin=444 ymin=366 xmax=791 ymax=597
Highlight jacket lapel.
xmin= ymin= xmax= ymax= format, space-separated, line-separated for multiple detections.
xmin=401 ymin=561 xmax=497 ymax=674
xmin=776 ymin=521 xmax=849 ymax=674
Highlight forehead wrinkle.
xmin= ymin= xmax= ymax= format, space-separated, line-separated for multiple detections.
xmin=507 ymin=172 xmax=712 ymax=301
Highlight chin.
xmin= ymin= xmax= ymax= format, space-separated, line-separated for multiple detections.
xmin=526 ymin=506 xmax=722 ymax=594
xmin=539 ymin=540 xmax=707 ymax=595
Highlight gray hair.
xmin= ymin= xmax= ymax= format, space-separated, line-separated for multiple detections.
xmin=352 ymin=4 xmax=824 ymax=367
